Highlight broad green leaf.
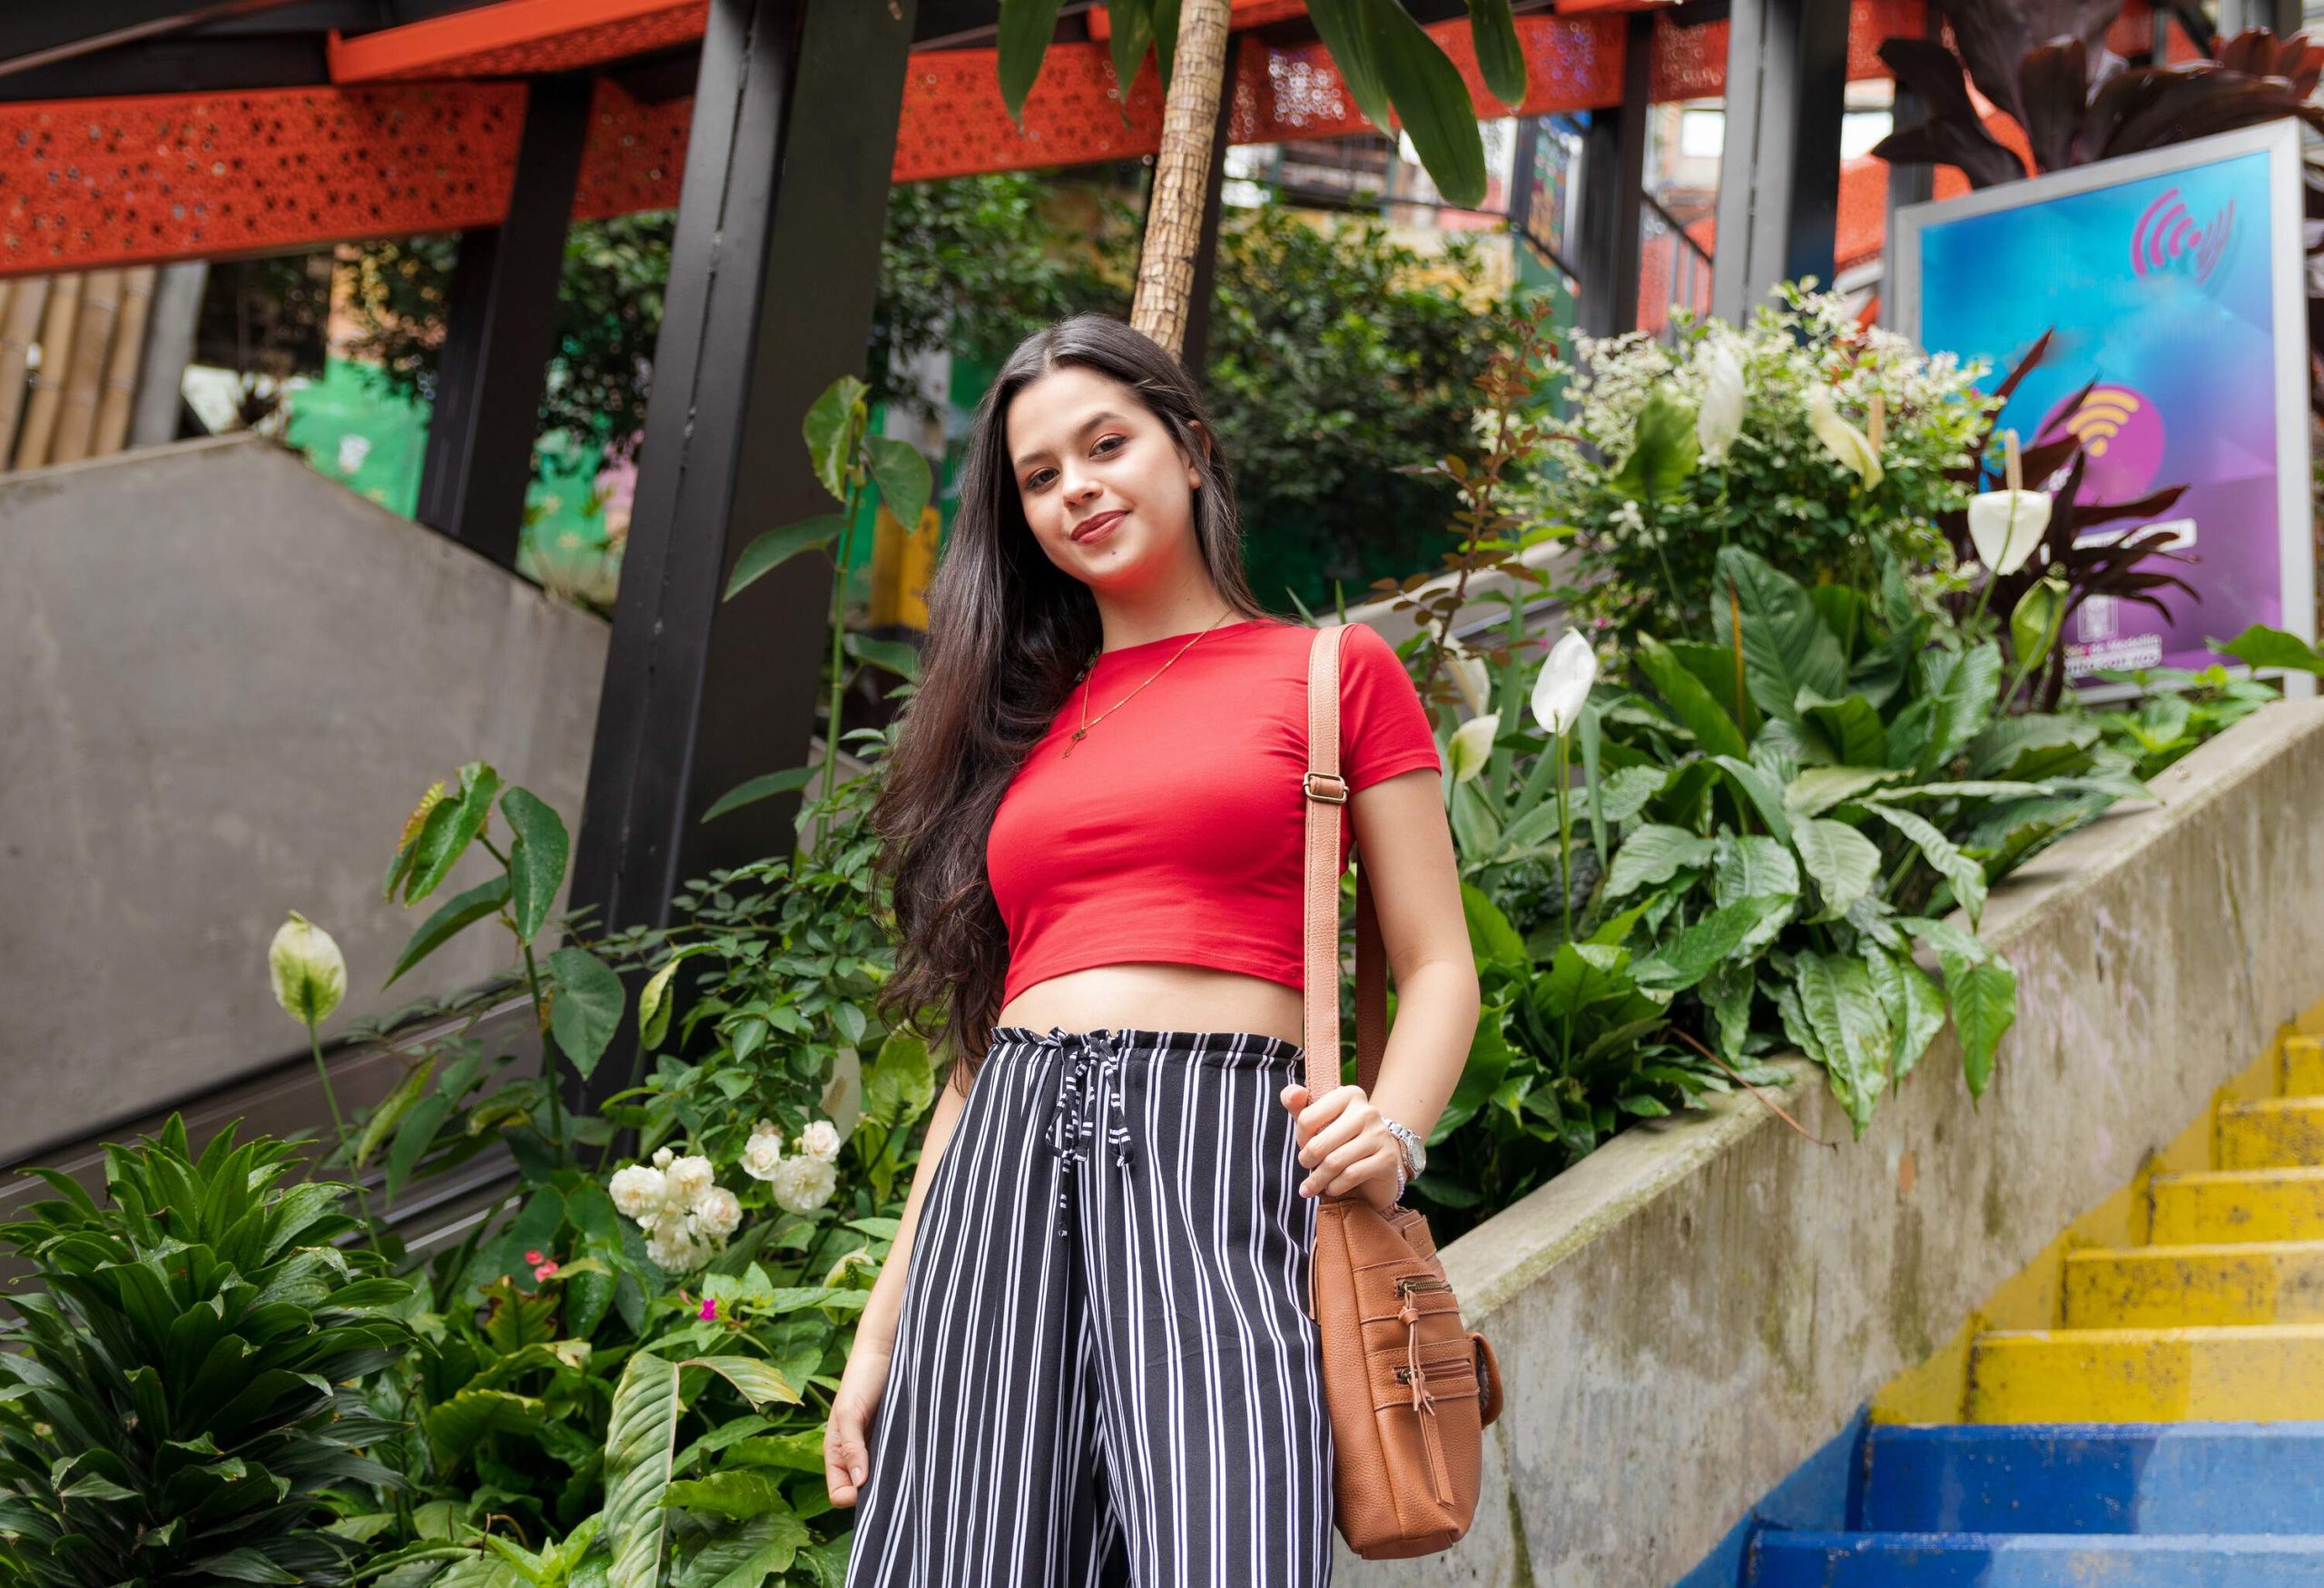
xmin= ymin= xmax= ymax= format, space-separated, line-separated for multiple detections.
xmin=1915 ymin=642 xmax=2004 ymax=775
xmin=1636 ymin=636 xmax=1747 ymax=758
xmin=1437 ymin=1006 xmax=1513 ymax=1139
xmin=1798 ymin=691 xmax=1887 ymax=767
xmin=385 ymin=874 xmax=510 ymax=988
xmin=842 ymin=630 xmax=923 ymax=683
xmin=1785 ymin=765 xmax=1905 ymax=817
xmin=1797 ymin=951 xmax=1891 ymax=1137
xmin=724 ymin=514 xmax=846 ymax=601
xmin=1712 ymin=546 xmax=1847 ymax=724
xmin=1368 ymin=0 xmax=1489 ymax=208
xmin=1712 ymin=833 xmax=1798 ymax=954
xmin=1540 ymin=942 xmax=1633 ymax=1018
xmin=353 ymin=1057 xmax=436 ymax=1169
xmin=1793 ymin=818 xmax=1882 ymax=922
xmin=1461 ymin=883 xmax=1530 ymax=976
xmin=385 ymin=1091 xmax=454 ymax=1201
xmin=1667 ymin=638 xmax=1752 ymax=728
xmin=1467 ymin=0 xmax=1527 ymax=109
xmin=548 ymin=948 xmax=625 ymax=1080
xmin=1709 ymin=755 xmax=1795 ymax=847
xmin=1878 ymin=779 xmax=2059 ymax=802
xmin=1866 ymin=804 xmax=1988 ymax=927
xmin=1305 ymin=0 xmax=1393 ymax=137
xmin=1701 ymin=960 xmax=1755 ymax=1062
xmin=862 ymin=1027 xmax=935 ymax=1131
xmin=605 ymin=1354 xmax=798 ymax=1588
xmin=1609 ymin=389 xmax=1699 ymax=501
xmin=2217 ymin=622 xmax=2324 ymax=675
xmin=864 ymin=434 xmax=933 ymax=536
xmin=1944 ymin=952 xmax=2016 ymax=1099
xmin=703 ymin=764 xmax=816 ymax=824
xmin=1599 ymin=764 xmax=1670 ymax=824
xmin=1632 ymin=896 xmax=1786 ymax=992
xmin=1606 ymin=825 xmax=1717 ymax=897
xmin=804 ymin=376 xmax=866 ymax=501
xmin=1102 ymin=0 xmax=1157 ymax=124
xmin=1965 ymin=713 xmax=2101 ymax=780
xmin=637 ymin=957 xmax=689 ymax=1050
xmin=400 ymin=763 xmax=503 ymax=905
xmin=501 ymin=787 xmax=569 ymax=944
xmin=424 ymin=1388 xmax=547 ymax=1467
xmin=1865 ymin=943 xmax=1945 ymax=1084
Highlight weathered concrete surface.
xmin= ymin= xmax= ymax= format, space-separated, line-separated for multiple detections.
xmin=1334 ymin=699 xmax=2324 ymax=1586
xmin=0 ymin=434 xmax=606 ymax=1163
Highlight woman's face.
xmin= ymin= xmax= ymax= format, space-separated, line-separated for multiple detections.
xmin=1004 ymin=365 xmax=1203 ymax=587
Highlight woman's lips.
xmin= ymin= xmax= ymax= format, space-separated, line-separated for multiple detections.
xmin=1072 ymin=510 xmax=1126 ymax=544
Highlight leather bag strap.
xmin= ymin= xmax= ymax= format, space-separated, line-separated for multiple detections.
xmin=1302 ymin=624 xmax=1388 ymax=1102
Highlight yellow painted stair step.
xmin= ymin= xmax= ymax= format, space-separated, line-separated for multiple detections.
xmin=2285 ymin=1034 xmax=2324 ymax=1096
xmin=1965 ymin=1323 xmax=2324 ymax=1422
xmin=2148 ymin=1166 xmax=2324 ymax=1244
xmin=2218 ymin=1097 xmax=2324 ymax=1169
xmin=2063 ymin=1240 xmax=2324 ymax=1327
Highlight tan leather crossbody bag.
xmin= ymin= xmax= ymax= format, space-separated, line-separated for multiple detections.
xmin=1300 ymin=621 xmax=1504 ymax=1560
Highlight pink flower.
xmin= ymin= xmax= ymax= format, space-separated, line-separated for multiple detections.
xmin=532 ymin=1258 xmax=560 ymax=1281
xmin=525 ymin=1249 xmax=545 ymax=1265
xmin=700 ymin=1297 xmax=718 ymax=1321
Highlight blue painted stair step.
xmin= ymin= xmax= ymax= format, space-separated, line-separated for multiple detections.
xmin=1738 ymin=1421 xmax=2324 ymax=1586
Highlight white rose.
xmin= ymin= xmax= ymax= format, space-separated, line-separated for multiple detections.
xmin=740 ymin=1127 xmax=783 ymax=1182
xmin=769 ymin=1153 xmax=838 ymax=1215
xmin=799 ymin=1119 xmax=842 ymax=1163
xmin=608 ymin=1164 xmax=667 ymax=1223
xmin=644 ymin=1210 xmax=704 ymax=1273
xmin=693 ymin=1186 xmax=743 ymax=1239
xmin=652 ymin=1146 xmax=675 ymax=1169
xmin=665 ymin=1154 xmax=716 ymax=1208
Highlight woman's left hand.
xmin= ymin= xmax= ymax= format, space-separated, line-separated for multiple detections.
xmin=1280 ymin=1081 xmax=1402 ymax=1212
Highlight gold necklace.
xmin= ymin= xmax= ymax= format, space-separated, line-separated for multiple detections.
xmin=1061 ymin=608 xmax=1236 ymax=759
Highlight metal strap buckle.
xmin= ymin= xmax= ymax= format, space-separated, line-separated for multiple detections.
xmin=1303 ymin=770 xmax=1348 ymax=804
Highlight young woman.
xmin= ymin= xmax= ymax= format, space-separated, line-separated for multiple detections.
xmin=825 ymin=312 xmax=1479 ymax=1587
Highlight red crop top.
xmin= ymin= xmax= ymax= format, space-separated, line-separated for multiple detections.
xmin=986 ymin=616 xmax=1443 ymax=1007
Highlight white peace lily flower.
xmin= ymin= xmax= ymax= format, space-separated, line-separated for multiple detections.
xmin=1965 ymin=489 xmax=2053 ymax=577
xmin=608 ymin=1164 xmax=667 ymax=1223
xmin=692 ymin=1186 xmax=743 ymax=1240
xmin=800 ymin=1119 xmax=842 ymax=1163
xmin=1442 ymin=636 xmax=1492 ymax=718
xmin=739 ymin=1125 xmax=784 ymax=1182
xmin=1529 ymin=631 xmax=1599 ymax=737
xmin=1694 ymin=335 xmax=1746 ymax=463
xmin=1805 ymin=386 xmax=1884 ymax=489
xmin=1448 ymin=713 xmax=1499 ymax=784
xmin=770 ymin=1153 xmax=838 ymax=1215
xmin=269 ymin=912 xmax=346 ymax=1026
xmin=665 ymin=1154 xmax=716 ymax=1209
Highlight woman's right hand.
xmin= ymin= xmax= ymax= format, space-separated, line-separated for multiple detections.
xmin=824 ymin=1336 xmax=893 ymax=1507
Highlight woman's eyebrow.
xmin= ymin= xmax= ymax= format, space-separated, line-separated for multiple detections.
xmin=1013 ymin=410 xmax=1129 ymax=471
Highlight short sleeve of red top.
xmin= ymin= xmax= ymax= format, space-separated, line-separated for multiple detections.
xmin=985 ymin=617 xmax=1443 ymax=1007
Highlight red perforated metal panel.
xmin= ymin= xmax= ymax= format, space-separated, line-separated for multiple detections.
xmin=329 ymin=0 xmax=710 ymax=84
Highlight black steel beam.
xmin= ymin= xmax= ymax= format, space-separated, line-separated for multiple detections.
xmin=415 ymin=71 xmax=593 ymax=572
xmin=568 ymin=0 xmax=915 ymax=1021
xmin=0 ymin=37 xmax=330 ymax=98
xmin=0 ymin=0 xmax=310 ymax=75
xmin=1575 ymin=13 xmax=1650 ymax=337
xmin=1179 ymin=32 xmax=1242 ymax=377
xmin=1709 ymin=0 xmax=1849 ymax=323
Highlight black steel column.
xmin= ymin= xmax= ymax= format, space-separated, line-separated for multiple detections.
xmin=415 ymin=71 xmax=593 ymax=571
xmin=1180 ymin=32 xmax=1242 ymax=377
xmin=1709 ymin=0 xmax=1850 ymax=324
xmin=569 ymin=0 xmax=915 ymax=949
xmin=1575 ymin=13 xmax=1650 ymax=338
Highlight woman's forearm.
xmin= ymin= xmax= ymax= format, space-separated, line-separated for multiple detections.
xmin=1360 ymin=955 xmax=1481 ymax=1145
xmin=851 ymin=1068 xmax=971 ymax=1354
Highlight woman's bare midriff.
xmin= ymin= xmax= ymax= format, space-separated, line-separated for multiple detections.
xmin=993 ymin=962 xmax=1307 ymax=1050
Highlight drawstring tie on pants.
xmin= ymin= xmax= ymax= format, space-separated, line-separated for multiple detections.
xmin=1033 ymin=1025 xmax=1135 ymax=1237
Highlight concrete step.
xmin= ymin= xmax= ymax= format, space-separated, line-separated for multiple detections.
xmin=1965 ymin=1324 xmax=2324 ymax=1422
xmin=2064 ymin=1240 xmax=2324 ymax=1327
xmin=2150 ymin=1166 xmax=2324 ymax=1244
xmin=2284 ymin=1034 xmax=2324 ymax=1096
xmin=1863 ymin=1422 xmax=2324 ymax=1534
xmin=2219 ymin=1097 xmax=2324 ymax=1169
xmin=1748 ymin=1530 xmax=2324 ymax=1585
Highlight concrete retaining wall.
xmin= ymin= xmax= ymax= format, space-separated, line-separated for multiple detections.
xmin=0 ymin=434 xmax=607 ymax=1164
xmin=1335 ymin=698 xmax=2324 ymax=1586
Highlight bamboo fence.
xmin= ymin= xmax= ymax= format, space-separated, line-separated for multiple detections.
xmin=0 ymin=265 xmax=161 ymax=472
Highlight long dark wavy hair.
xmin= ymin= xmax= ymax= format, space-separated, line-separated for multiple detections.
xmin=868 ymin=312 xmax=1280 ymax=1095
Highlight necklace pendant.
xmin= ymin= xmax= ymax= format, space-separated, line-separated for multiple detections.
xmin=1063 ymin=727 xmax=1087 ymax=758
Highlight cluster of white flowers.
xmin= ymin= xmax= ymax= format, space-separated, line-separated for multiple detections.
xmin=739 ymin=1116 xmax=842 ymax=1215
xmin=609 ymin=1145 xmax=744 ymax=1274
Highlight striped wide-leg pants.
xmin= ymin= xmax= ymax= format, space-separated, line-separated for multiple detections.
xmin=843 ymin=1023 xmax=1335 ymax=1588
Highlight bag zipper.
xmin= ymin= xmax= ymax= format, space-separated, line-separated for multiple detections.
xmin=1395 ymin=1274 xmax=1453 ymax=1297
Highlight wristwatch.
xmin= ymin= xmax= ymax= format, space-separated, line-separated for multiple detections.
xmin=1382 ymin=1116 xmax=1426 ymax=1189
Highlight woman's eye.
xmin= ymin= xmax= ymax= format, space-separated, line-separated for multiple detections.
xmin=1029 ymin=436 xmax=1126 ymax=491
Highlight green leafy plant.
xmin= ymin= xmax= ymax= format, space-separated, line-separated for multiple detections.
xmin=0 ymin=1117 xmax=414 ymax=1586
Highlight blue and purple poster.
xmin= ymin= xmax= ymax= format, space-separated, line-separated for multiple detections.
xmin=1894 ymin=120 xmax=2313 ymax=685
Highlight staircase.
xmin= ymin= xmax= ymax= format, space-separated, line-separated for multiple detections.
xmin=1745 ymin=1034 xmax=2324 ymax=1585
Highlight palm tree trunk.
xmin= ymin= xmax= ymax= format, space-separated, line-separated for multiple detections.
xmin=1129 ymin=0 xmax=1233 ymax=361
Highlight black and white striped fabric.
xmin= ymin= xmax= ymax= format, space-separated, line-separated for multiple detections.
xmin=843 ymin=1023 xmax=1335 ymax=1588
